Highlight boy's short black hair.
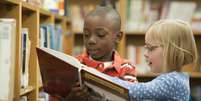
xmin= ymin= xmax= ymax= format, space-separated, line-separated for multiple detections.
xmin=85 ymin=3 xmax=121 ymax=32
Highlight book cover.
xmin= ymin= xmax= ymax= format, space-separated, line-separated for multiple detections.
xmin=36 ymin=47 xmax=80 ymax=98
xmin=36 ymin=47 xmax=129 ymax=100
xmin=0 ymin=18 xmax=16 ymax=101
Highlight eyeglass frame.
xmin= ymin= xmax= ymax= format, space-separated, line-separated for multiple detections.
xmin=144 ymin=44 xmax=162 ymax=53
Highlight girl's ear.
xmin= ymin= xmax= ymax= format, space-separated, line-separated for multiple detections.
xmin=115 ymin=31 xmax=123 ymax=43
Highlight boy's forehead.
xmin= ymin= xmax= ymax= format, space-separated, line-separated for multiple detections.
xmin=85 ymin=15 xmax=110 ymax=22
xmin=84 ymin=15 xmax=114 ymax=29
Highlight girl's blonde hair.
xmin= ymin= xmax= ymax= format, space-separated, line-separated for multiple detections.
xmin=146 ymin=19 xmax=198 ymax=72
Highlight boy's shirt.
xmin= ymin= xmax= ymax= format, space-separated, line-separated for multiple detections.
xmin=76 ymin=51 xmax=137 ymax=81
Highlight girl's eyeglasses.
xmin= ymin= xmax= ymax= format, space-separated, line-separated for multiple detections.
xmin=144 ymin=45 xmax=161 ymax=52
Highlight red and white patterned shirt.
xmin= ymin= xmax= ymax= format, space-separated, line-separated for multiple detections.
xmin=76 ymin=51 xmax=137 ymax=81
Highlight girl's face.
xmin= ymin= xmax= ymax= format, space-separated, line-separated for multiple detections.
xmin=144 ymin=34 xmax=164 ymax=73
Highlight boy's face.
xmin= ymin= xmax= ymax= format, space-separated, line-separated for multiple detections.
xmin=83 ymin=15 xmax=121 ymax=61
xmin=144 ymin=34 xmax=164 ymax=73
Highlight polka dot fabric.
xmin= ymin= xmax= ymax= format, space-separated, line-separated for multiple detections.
xmin=112 ymin=72 xmax=190 ymax=101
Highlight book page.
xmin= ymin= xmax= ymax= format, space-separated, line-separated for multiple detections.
xmin=40 ymin=47 xmax=82 ymax=69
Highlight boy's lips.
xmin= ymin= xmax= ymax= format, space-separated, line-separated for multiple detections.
xmin=88 ymin=49 xmax=100 ymax=54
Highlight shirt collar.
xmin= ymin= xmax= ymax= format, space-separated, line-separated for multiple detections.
xmin=81 ymin=51 xmax=123 ymax=73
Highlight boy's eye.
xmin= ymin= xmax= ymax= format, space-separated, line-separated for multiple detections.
xmin=97 ymin=33 xmax=105 ymax=38
xmin=96 ymin=31 xmax=106 ymax=38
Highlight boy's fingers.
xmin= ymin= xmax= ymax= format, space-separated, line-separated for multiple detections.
xmin=71 ymin=86 xmax=83 ymax=92
xmin=72 ymin=81 xmax=80 ymax=87
xmin=75 ymin=85 xmax=89 ymax=96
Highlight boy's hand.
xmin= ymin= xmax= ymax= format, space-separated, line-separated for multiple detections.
xmin=58 ymin=82 xmax=89 ymax=101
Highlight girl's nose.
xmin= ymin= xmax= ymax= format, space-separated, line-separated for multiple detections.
xmin=144 ymin=49 xmax=149 ymax=59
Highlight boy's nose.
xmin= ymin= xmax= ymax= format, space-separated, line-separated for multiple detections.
xmin=88 ymin=36 xmax=97 ymax=45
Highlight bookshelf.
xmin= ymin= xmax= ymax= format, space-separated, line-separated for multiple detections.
xmin=0 ymin=0 xmax=72 ymax=100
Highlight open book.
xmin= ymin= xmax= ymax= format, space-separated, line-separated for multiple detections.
xmin=36 ymin=47 xmax=129 ymax=100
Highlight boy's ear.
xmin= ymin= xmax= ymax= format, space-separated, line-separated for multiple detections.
xmin=115 ymin=31 xmax=123 ymax=43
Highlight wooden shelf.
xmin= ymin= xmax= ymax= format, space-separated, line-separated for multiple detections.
xmin=193 ymin=30 xmax=201 ymax=35
xmin=189 ymin=72 xmax=201 ymax=78
xmin=0 ymin=0 xmax=19 ymax=5
xmin=137 ymin=72 xmax=201 ymax=78
xmin=55 ymin=15 xmax=64 ymax=22
xmin=72 ymin=29 xmax=83 ymax=34
xmin=22 ymin=1 xmax=37 ymax=12
xmin=136 ymin=72 xmax=201 ymax=86
xmin=74 ymin=32 xmax=83 ymax=35
xmin=125 ymin=30 xmax=201 ymax=35
xmin=39 ymin=9 xmax=52 ymax=17
xmin=125 ymin=30 xmax=146 ymax=35
xmin=20 ymin=86 xmax=34 ymax=96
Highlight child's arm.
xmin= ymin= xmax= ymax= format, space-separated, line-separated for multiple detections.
xmin=120 ymin=63 xmax=138 ymax=83
xmin=112 ymin=72 xmax=189 ymax=101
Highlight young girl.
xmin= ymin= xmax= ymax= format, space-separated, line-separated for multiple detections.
xmin=112 ymin=19 xmax=198 ymax=101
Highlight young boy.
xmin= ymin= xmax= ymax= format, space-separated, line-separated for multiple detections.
xmin=51 ymin=5 xmax=137 ymax=101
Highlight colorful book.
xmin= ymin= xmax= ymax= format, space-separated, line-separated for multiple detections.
xmin=36 ymin=47 xmax=129 ymax=100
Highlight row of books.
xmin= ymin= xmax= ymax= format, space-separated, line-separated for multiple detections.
xmin=126 ymin=0 xmax=201 ymax=32
xmin=20 ymin=23 xmax=64 ymax=90
xmin=40 ymin=24 xmax=63 ymax=51
xmin=0 ymin=19 xmax=16 ymax=101
xmin=64 ymin=0 xmax=201 ymax=33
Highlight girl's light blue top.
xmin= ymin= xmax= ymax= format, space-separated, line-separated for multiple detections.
xmin=112 ymin=71 xmax=190 ymax=101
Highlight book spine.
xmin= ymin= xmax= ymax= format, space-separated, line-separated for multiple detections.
xmin=83 ymin=72 xmax=128 ymax=97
